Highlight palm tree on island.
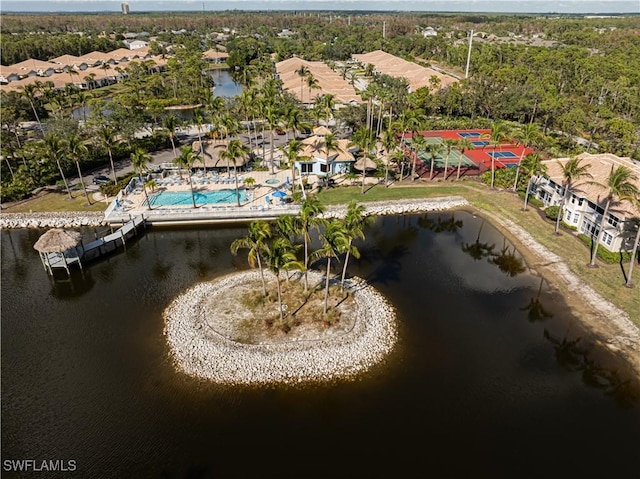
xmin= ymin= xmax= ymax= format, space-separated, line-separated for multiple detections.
xmin=340 ymin=201 xmax=372 ymax=291
xmin=231 ymin=220 xmax=272 ymax=296
xmin=312 ymin=219 xmax=348 ymax=315
xmin=299 ymin=196 xmax=326 ymax=292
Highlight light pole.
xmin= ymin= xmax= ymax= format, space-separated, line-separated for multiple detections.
xmin=465 ymin=29 xmax=474 ymax=79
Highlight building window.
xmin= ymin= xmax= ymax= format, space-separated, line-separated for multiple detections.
xmin=565 ymin=211 xmax=572 ymax=222
xmin=578 ymin=198 xmax=584 ymax=206
xmin=300 ymin=163 xmax=313 ymax=174
xmin=573 ymin=213 xmax=579 ymax=224
xmin=602 ymin=232 xmax=613 ymax=246
xmin=320 ymin=163 xmax=330 ymax=173
xmin=607 ymin=214 xmax=619 ymax=228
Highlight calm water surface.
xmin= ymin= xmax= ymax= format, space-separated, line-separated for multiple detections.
xmin=2 ymin=211 xmax=639 ymax=478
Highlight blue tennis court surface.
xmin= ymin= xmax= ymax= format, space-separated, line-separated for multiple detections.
xmin=472 ymin=140 xmax=489 ymax=146
xmin=459 ymin=132 xmax=481 ymax=138
xmin=492 ymin=151 xmax=518 ymax=158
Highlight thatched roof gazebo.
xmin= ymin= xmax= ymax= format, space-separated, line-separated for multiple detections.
xmin=33 ymin=228 xmax=84 ymax=276
xmin=354 ymin=157 xmax=378 ymax=171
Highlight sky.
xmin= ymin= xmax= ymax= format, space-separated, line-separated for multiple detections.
xmin=1 ymin=1 xmax=639 ymax=14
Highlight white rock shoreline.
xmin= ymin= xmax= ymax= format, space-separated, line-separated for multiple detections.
xmin=0 ymin=196 xmax=469 ymax=229
xmin=0 ymin=212 xmax=107 ymax=229
xmin=164 ymin=270 xmax=398 ymax=385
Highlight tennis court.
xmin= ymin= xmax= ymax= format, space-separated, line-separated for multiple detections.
xmin=403 ymin=129 xmax=536 ymax=177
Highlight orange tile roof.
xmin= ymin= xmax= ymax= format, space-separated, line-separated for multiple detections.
xmin=276 ymin=57 xmax=361 ymax=104
xmin=352 ymin=50 xmax=458 ymax=93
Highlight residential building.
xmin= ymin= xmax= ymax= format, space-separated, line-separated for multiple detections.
xmin=533 ymin=153 xmax=640 ymax=252
xmin=294 ymin=126 xmax=358 ymax=177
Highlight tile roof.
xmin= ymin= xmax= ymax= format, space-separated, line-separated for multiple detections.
xmin=351 ymin=50 xmax=458 ymax=93
xmin=543 ymin=153 xmax=640 ymax=217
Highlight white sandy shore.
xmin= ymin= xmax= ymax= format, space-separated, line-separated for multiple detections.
xmin=164 ymin=270 xmax=398 ymax=385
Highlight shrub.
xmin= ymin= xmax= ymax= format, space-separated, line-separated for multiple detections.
xmin=577 ymin=234 xmax=632 ymax=264
xmin=544 ymin=205 xmax=560 ymax=220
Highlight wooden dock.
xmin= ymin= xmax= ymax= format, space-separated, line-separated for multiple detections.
xmin=38 ymin=215 xmax=146 ymax=276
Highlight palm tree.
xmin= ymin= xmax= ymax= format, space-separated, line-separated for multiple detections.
xmin=163 ymin=114 xmax=180 ymax=158
xmin=221 ymin=139 xmax=250 ymax=207
xmin=555 ymin=156 xmax=593 ymax=235
xmin=306 ymin=74 xmax=319 ymax=104
xmin=66 ymin=135 xmax=90 ymax=205
xmin=589 ymin=166 xmax=639 ymax=267
xmin=312 ymin=219 xmax=348 ymax=314
xmin=299 ymin=195 xmax=326 ymax=292
xmin=284 ymin=139 xmax=303 ymax=190
xmin=518 ymin=154 xmax=547 ymax=211
xmin=20 ymin=83 xmax=44 ymax=134
xmin=512 ymin=123 xmax=542 ymax=191
xmin=441 ymin=138 xmax=458 ymax=180
xmin=263 ymin=104 xmax=280 ymax=174
xmin=231 ymin=220 xmax=272 ymax=296
xmin=97 ymin=125 xmax=119 ymax=183
xmin=193 ymin=108 xmax=207 ymax=169
xmin=175 ymin=146 xmax=199 ymax=208
xmin=482 ymin=120 xmax=508 ymax=189
xmin=455 ymin=137 xmax=475 ymax=180
xmin=295 ymin=65 xmax=310 ymax=102
xmin=424 ymin=142 xmax=443 ymax=181
xmin=130 ymin=148 xmax=153 ymax=209
xmin=352 ymin=127 xmax=375 ymax=194
xmin=263 ymin=238 xmax=301 ymax=323
xmin=43 ymin=133 xmax=72 ymax=199
xmin=340 ymin=201 xmax=371 ymax=291
xmin=410 ymin=134 xmax=428 ymax=181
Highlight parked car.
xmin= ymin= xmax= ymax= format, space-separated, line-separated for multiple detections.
xmin=275 ymin=129 xmax=286 ymax=135
xmin=92 ymin=175 xmax=110 ymax=185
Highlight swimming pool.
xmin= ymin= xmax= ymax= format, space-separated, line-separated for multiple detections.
xmin=149 ymin=189 xmax=249 ymax=207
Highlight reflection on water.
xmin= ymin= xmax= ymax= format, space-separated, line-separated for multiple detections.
xmin=2 ymin=212 xmax=639 ymax=478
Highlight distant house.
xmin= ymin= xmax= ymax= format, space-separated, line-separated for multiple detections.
xmin=202 ymin=49 xmax=229 ymax=64
xmin=293 ymin=126 xmax=358 ymax=177
xmin=533 ymin=152 xmax=640 ymax=253
xmin=277 ymin=29 xmax=295 ymax=38
xmin=126 ymin=40 xmax=149 ymax=50
xmin=422 ymin=27 xmax=438 ymax=37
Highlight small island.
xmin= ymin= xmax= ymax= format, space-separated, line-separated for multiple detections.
xmin=164 ymin=270 xmax=397 ymax=385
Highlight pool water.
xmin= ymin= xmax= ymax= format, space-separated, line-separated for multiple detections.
xmin=149 ymin=189 xmax=248 ymax=207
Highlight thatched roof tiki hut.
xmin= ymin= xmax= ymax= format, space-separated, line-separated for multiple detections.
xmin=33 ymin=228 xmax=83 ymax=276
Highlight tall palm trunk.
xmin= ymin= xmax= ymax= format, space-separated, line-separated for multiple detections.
xmin=323 ymin=257 xmax=331 ymax=314
xmin=513 ymin=150 xmax=526 ymax=191
xmin=56 ymin=159 xmax=72 ymax=200
xmin=75 ymin=161 xmax=90 ymax=205
xmin=490 ymin=153 xmax=496 ymax=189
xmin=304 ymin=235 xmax=310 ymax=292
xmin=256 ymin=253 xmax=267 ymax=296
xmin=456 ymin=153 xmax=463 ymax=180
xmin=555 ymin=187 xmax=569 ymax=234
xmin=341 ymin=239 xmax=353 ymax=291
xmin=523 ymin=178 xmax=533 ymax=211
xmin=276 ymin=273 xmax=284 ymax=323
xmin=589 ymin=199 xmax=611 ymax=267
xmin=625 ymin=224 xmax=640 ymax=288
xmin=234 ymin=167 xmax=241 ymax=207
xmin=107 ymin=147 xmax=117 ymax=183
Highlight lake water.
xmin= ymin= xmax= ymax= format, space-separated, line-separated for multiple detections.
xmin=209 ymin=69 xmax=243 ymax=98
xmin=2 ymin=211 xmax=639 ymax=478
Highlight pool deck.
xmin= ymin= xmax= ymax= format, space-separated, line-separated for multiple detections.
xmin=105 ymin=169 xmax=310 ymax=226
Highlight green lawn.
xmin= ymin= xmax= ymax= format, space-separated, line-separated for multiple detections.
xmin=316 ymin=182 xmax=468 ymax=204
xmin=2 ymin=191 xmax=108 ymax=213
